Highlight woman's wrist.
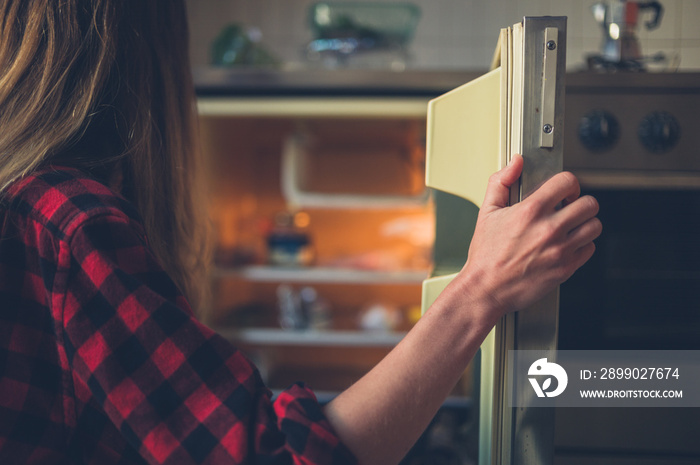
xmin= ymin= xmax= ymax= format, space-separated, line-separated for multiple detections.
xmin=423 ymin=267 xmax=503 ymax=356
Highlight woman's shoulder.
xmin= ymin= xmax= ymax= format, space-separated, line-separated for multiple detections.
xmin=4 ymin=166 xmax=143 ymax=238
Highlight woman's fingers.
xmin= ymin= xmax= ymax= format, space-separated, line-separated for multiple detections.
xmin=567 ymin=215 xmax=603 ymax=249
xmin=554 ymin=242 xmax=597 ymax=286
xmin=555 ymin=194 xmax=600 ymax=235
xmin=526 ymin=171 xmax=581 ymax=213
xmin=481 ymin=154 xmax=523 ymax=213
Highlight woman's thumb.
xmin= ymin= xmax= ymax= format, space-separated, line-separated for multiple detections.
xmin=481 ymin=154 xmax=523 ymax=211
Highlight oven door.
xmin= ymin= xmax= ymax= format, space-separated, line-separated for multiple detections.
xmin=560 ymin=187 xmax=700 ymax=352
xmin=554 ymin=185 xmax=700 ymax=464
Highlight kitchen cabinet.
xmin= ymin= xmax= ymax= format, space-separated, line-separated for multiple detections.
xmin=197 ymin=94 xmax=475 ymax=400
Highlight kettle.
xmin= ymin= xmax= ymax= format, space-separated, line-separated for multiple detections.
xmin=591 ymin=0 xmax=663 ymax=63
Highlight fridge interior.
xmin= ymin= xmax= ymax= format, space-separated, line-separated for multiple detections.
xmin=198 ymin=112 xmax=477 ymax=401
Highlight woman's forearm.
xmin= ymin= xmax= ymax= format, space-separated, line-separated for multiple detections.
xmin=323 ymin=272 xmax=496 ymax=465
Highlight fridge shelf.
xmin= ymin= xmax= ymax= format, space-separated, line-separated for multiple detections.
xmin=213 ymin=265 xmax=429 ymax=285
xmin=197 ymin=97 xmax=430 ymax=118
xmin=273 ymin=389 xmax=473 ymax=408
xmin=216 ymin=327 xmax=406 ymax=348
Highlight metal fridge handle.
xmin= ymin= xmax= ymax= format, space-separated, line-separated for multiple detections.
xmin=540 ymin=27 xmax=558 ymax=149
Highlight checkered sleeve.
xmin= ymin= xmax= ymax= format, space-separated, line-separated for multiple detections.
xmin=61 ymin=211 xmax=356 ymax=464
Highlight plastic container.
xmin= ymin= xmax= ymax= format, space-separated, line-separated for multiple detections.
xmin=306 ymin=2 xmax=421 ymax=68
xmin=309 ymin=2 xmax=420 ymax=47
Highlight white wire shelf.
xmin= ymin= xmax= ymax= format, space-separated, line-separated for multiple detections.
xmin=213 ymin=265 xmax=429 ymax=285
xmin=216 ymin=327 xmax=407 ymax=348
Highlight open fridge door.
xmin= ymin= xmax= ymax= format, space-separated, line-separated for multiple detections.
xmin=421 ymin=16 xmax=567 ymax=465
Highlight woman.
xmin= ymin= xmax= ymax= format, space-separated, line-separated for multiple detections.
xmin=0 ymin=1 xmax=601 ymax=464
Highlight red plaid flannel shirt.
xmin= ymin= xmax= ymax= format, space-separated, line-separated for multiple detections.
xmin=0 ymin=167 xmax=356 ymax=465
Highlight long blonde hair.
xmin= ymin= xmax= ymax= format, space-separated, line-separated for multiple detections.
xmin=0 ymin=0 xmax=210 ymax=311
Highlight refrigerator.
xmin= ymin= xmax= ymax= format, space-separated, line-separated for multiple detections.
xmin=421 ymin=17 xmax=567 ymax=465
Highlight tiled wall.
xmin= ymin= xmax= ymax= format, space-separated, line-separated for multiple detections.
xmin=186 ymin=0 xmax=700 ymax=71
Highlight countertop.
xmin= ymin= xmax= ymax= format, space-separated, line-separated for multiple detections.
xmin=194 ymin=67 xmax=486 ymax=97
xmin=194 ymin=66 xmax=700 ymax=97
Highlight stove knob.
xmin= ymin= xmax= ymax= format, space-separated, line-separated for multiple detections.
xmin=578 ymin=110 xmax=620 ymax=152
xmin=638 ymin=111 xmax=681 ymax=154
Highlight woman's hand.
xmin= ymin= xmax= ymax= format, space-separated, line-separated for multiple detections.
xmin=461 ymin=154 xmax=602 ymax=321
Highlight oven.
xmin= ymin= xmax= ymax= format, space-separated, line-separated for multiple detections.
xmin=561 ymin=72 xmax=700 ymax=352
xmin=555 ymin=72 xmax=700 ymax=464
